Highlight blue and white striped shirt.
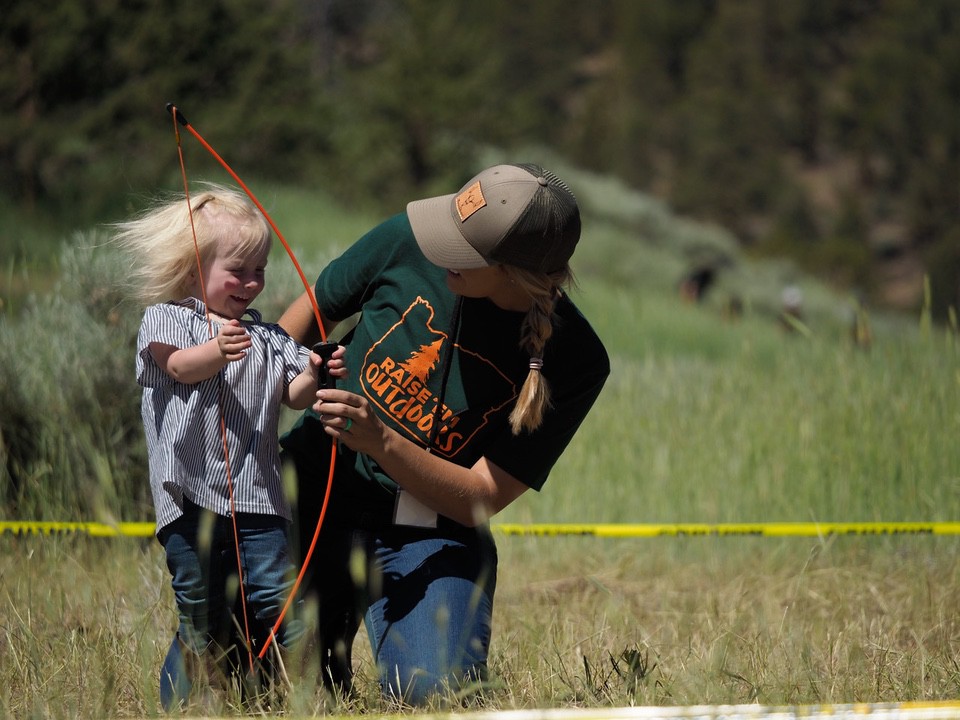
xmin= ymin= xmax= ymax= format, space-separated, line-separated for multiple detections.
xmin=136 ymin=298 xmax=310 ymax=531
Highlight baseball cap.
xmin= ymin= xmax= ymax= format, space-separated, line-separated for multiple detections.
xmin=407 ymin=163 xmax=581 ymax=273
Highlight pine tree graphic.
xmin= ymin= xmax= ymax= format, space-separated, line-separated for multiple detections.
xmin=400 ymin=338 xmax=443 ymax=382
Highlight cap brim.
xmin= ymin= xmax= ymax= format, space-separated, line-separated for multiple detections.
xmin=407 ymin=194 xmax=491 ymax=270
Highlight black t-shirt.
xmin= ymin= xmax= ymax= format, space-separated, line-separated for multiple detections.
xmin=282 ymin=212 xmax=609 ymax=497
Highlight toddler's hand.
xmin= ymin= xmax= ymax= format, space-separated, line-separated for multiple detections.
xmin=218 ymin=320 xmax=251 ymax=361
xmin=324 ymin=344 xmax=349 ymax=381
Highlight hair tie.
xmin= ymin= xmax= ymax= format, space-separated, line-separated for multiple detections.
xmin=529 ymin=357 xmax=544 ymax=372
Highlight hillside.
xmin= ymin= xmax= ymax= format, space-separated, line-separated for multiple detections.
xmin=2 ymin=0 xmax=957 ymax=318
xmin=0 ymin=160 xmax=921 ymax=522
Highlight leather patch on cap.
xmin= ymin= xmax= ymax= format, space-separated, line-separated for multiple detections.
xmin=455 ymin=181 xmax=486 ymax=222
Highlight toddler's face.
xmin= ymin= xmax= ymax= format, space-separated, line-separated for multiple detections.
xmin=203 ymin=240 xmax=269 ymax=319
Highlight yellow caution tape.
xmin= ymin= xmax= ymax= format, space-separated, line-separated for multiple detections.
xmin=493 ymin=522 xmax=960 ymax=538
xmin=2 ymin=520 xmax=960 ymax=539
xmin=0 ymin=521 xmax=157 ymax=537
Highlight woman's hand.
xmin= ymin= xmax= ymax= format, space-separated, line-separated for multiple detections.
xmin=314 ymin=385 xmax=530 ymax=526
xmin=314 ymin=387 xmax=385 ymax=452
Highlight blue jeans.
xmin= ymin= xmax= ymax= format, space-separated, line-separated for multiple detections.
xmin=285 ymin=428 xmax=498 ymax=706
xmin=158 ymin=499 xmax=303 ymax=709
xmin=295 ymin=504 xmax=498 ymax=706
xmin=365 ymin=531 xmax=497 ymax=704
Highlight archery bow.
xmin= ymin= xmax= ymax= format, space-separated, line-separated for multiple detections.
xmin=167 ymin=103 xmax=337 ymax=665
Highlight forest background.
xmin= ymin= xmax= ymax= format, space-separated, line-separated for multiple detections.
xmin=2 ymin=0 xmax=959 ymax=318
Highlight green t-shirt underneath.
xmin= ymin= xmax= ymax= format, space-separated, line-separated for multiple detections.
xmin=282 ymin=213 xmax=609 ymax=498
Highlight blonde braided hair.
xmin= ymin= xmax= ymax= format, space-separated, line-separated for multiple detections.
xmin=504 ymin=263 xmax=576 ymax=435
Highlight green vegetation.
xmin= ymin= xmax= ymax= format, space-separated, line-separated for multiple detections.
xmin=3 ymin=0 xmax=959 ymax=315
xmin=1 ymin=168 xmax=958 ymax=715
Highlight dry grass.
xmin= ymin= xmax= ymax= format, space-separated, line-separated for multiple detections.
xmin=491 ymin=536 xmax=960 ymax=708
xmin=2 ymin=533 xmax=958 ymax=717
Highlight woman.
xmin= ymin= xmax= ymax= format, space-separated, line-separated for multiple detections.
xmin=279 ymin=163 xmax=609 ymax=705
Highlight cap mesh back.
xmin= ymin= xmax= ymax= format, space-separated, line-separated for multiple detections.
xmin=505 ymin=164 xmax=581 ymax=273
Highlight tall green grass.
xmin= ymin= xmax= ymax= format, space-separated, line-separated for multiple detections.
xmin=498 ymin=275 xmax=960 ymax=528
xmin=1 ymin=172 xmax=958 ymax=715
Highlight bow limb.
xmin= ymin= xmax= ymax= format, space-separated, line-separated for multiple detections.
xmin=166 ymin=104 xmax=326 ymax=338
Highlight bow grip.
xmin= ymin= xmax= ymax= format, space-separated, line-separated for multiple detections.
xmin=312 ymin=341 xmax=338 ymax=389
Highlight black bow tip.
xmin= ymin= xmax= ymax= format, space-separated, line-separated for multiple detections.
xmin=165 ymin=103 xmax=189 ymax=126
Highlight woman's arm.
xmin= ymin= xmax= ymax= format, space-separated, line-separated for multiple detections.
xmin=314 ymin=388 xmax=529 ymax=526
xmin=279 ymin=290 xmax=338 ymax=347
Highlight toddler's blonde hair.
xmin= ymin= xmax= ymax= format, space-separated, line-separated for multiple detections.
xmin=113 ymin=183 xmax=271 ymax=305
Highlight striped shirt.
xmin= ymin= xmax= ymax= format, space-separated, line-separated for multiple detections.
xmin=136 ymin=298 xmax=310 ymax=531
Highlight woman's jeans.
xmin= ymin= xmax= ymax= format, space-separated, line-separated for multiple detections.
xmin=296 ymin=509 xmax=498 ymax=706
xmin=158 ymin=499 xmax=302 ymax=709
xmin=365 ymin=529 xmax=497 ymax=704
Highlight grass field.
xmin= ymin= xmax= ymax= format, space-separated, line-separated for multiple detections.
xmin=1 ymin=166 xmax=958 ymax=716
xmin=3 ymin=530 xmax=958 ymax=716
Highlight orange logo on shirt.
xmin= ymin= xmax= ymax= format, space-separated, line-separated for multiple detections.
xmin=360 ymin=297 xmax=516 ymax=458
